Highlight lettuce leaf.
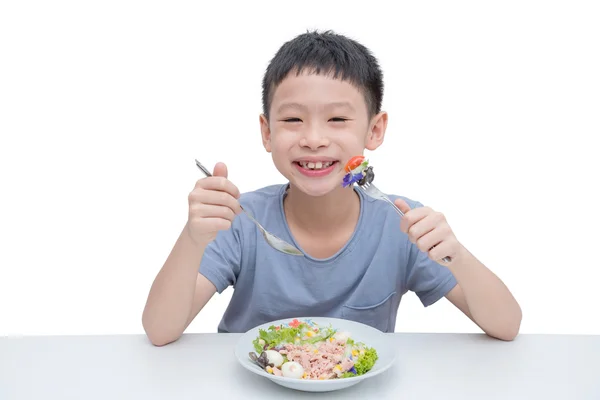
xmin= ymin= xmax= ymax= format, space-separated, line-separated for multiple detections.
xmin=252 ymin=337 xmax=264 ymax=353
xmin=255 ymin=325 xmax=302 ymax=350
xmin=354 ymin=347 xmax=378 ymax=375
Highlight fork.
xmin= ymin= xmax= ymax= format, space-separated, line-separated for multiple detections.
xmin=194 ymin=159 xmax=304 ymax=256
xmin=357 ymin=179 xmax=452 ymax=263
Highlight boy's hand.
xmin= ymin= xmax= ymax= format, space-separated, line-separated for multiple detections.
xmin=187 ymin=162 xmax=242 ymax=245
xmin=395 ymin=199 xmax=464 ymax=264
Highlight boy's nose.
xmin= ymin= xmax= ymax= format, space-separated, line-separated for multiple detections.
xmin=299 ymin=128 xmax=329 ymax=150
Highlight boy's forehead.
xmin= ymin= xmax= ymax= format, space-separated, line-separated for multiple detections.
xmin=270 ymin=72 xmax=367 ymax=113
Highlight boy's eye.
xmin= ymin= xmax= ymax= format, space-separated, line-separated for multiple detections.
xmin=330 ymin=117 xmax=349 ymax=122
xmin=282 ymin=118 xmax=302 ymax=123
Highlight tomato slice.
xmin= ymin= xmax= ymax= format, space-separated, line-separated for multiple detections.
xmin=344 ymin=156 xmax=365 ymax=172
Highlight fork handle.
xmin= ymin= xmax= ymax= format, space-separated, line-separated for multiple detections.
xmin=382 ymin=197 xmax=405 ymax=217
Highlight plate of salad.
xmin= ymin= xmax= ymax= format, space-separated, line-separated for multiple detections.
xmin=234 ymin=317 xmax=396 ymax=392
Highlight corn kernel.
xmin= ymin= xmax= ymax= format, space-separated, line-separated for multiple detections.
xmin=335 ymin=365 xmax=342 ymax=370
xmin=306 ymin=331 xmax=314 ymax=337
xmin=329 ymin=337 xmax=334 ymax=342
xmin=266 ymin=367 xmax=273 ymax=373
xmin=352 ymin=350 xmax=359 ymax=357
xmin=314 ymin=349 xmax=318 ymax=354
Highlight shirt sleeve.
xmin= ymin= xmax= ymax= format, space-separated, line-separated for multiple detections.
xmin=404 ymin=201 xmax=458 ymax=306
xmin=198 ymin=216 xmax=243 ymax=294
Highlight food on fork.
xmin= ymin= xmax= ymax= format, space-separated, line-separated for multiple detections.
xmin=342 ymin=156 xmax=374 ymax=187
xmin=248 ymin=319 xmax=378 ymax=380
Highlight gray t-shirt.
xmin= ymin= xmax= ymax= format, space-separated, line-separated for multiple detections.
xmin=199 ymin=184 xmax=457 ymax=333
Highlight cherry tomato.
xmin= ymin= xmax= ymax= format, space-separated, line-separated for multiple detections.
xmin=289 ymin=319 xmax=301 ymax=328
xmin=344 ymin=156 xmax=365 ymax=172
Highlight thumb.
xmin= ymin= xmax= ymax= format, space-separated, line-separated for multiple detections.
xmin=394 ymin=198 xmax=411 ymax=214
xmin=213 ymin=162 xmax=228 ymax=178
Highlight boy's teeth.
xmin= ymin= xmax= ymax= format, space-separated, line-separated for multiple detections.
xmin=300 ymin=161 xmax=333 ymax=170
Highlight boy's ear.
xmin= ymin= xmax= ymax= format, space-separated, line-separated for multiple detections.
xmin=259 ymin=114 xmax=272 ymax=153
xmin=365 ymin=111 xmax=388 ymax=151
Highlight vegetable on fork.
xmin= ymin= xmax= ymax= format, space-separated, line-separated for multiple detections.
xmin=342 ymin=155 xmax=374 ymax=187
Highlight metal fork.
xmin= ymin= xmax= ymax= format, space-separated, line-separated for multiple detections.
xmin=194 ymin=159 xmax=304 ymax=256
xmin=357 ymin=180 xmax=452 ymax=263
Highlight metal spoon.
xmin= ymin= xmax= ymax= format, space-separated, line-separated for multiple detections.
xmin=195 ymin=159 xmax=304 ymax=256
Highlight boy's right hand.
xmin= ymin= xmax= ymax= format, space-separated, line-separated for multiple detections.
xmin=187 ymin=162 xmax=242 ymax=245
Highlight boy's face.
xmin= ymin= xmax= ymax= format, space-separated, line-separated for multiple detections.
xmin=260 ymin=72 xmax=387 ymax=197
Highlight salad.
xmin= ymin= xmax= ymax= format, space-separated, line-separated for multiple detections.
xmin=249 ymin=318 xmax=378 ymax=380
xmin=342 ymin=155 xmax=374 ymax=187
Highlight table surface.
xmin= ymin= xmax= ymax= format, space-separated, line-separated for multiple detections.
xmin=1 ymin=333 xmax=599 ymax=400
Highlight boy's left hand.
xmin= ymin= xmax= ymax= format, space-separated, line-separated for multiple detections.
xmin=395 ymin=199 xmax=464 ymax=264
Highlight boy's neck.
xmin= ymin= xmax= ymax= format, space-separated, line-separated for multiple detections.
xmin=283 ymin=184 xmax=360 ymax=235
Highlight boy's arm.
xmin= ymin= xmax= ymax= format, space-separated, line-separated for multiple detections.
xmin=444 ymin=248 xmax=522 ymax=341
xmin=142 ymin=223 xmax=216 ymax=346
xmin=143 ymin=162 xmax=241 ymax=346
xmin=395 ymin=199 xmax=521 ymax=341
xmin=184 ymin=273 xmax=218 ymax=329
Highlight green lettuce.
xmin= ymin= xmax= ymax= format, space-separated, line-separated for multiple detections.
xmin=252 ymin=325 xmax=301 ymax=352
xmin=252 ymin=322 xmax=338 ymax=353
xmin=340 ymin=346 xmax=378 ymax=378
xmin=354 ymin=347 xmax=378 ymax=375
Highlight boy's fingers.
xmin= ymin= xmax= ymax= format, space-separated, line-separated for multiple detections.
xmin=396 ymin=199 xmax=412 ymax=233
xmin=197 ymin=178 xmax=241 ymax=200
xmin=401 ymin=207 xmax=431 ymax=232
xmin=395 ymin=199 xmax=411 ymax=214
xmin=213 ymin=162 xmax=228 ymax=178
xmin=192 ymin=189 xmax=241 ymax=214
xmin=189 ymin=203 xmax=236 ymax=222
xmin=197 ymin=162 xmax=241 ymax=199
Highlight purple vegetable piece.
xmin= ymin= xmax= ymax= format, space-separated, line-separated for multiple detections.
xmin=248 ymin=351 xmax=271 ymax=369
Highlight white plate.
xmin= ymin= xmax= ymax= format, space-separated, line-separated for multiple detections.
xmin=234 ymin=317 xmax=396 ymax=392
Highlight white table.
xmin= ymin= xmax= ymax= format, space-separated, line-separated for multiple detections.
xmin=1 ymin=333 xmax=599 ymax=399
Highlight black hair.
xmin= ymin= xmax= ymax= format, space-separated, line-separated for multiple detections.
xmin=261 ymin=30 xmax=384 ymax=120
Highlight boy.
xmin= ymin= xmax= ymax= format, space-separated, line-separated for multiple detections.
xmin=142 ymin=30 xmax=521 ymax=346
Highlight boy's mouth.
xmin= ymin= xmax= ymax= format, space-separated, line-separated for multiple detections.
xmin=293 ymin=159 xmax=339 ymax=178
xmin=294 ymin=161 xmax=338 ymax=170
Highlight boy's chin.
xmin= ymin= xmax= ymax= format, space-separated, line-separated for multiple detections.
xmin=290 ymin=179 xmax=344 ymax=198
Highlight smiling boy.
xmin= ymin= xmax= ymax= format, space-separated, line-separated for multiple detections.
xmin=142 ymin=31 xmax=521 ymax=346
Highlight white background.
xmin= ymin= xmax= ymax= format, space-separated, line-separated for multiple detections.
xmin=1 ymin=0 xmax=599 ymax=337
